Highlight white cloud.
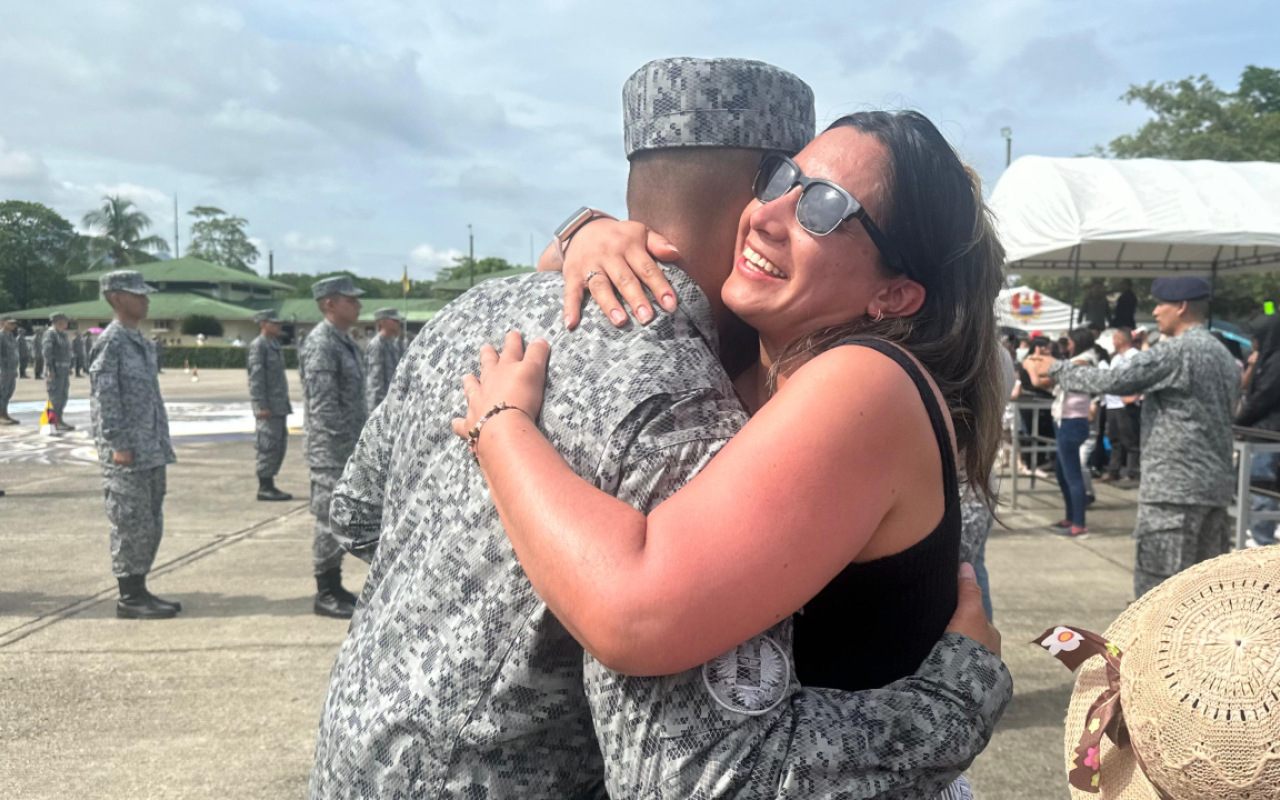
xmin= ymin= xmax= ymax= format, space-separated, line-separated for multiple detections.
xmin=410 ymin=243 xmax=465 ymax=276
xmin=282 ymin=231 xmax=339 ymax=254
xmin=0 ymin=137 xmax=48 ymax=184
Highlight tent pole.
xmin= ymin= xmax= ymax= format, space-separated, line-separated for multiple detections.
xmin=1068 ymin=245 xmax=1081 ymax=328
xmin=1209 ymin=256 xmax=1220 ymax=327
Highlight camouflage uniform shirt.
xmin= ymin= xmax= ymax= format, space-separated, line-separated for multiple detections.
xmin=248 ymin=334 xmax=293 ymax=417
xmin=299 ymin=319 xmax=367 ymax=469
xmin=364 ymin=334 xmax=401 ymax=410
xmin=89 ymin=321 xmax=175 ymax=473
xmin=1050 ymin=324 xmax=1240 ymax=506
xmin=310 ymin=268 xmax=1012 ymax=800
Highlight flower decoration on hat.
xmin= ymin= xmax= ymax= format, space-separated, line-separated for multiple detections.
xmin=1041 ymin=626 xmax=1084 ymax=656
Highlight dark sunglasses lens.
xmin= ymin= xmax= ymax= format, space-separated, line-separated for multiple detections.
xmin=756 ymin=157 xmax=798 ymax=203
xmin=796 ymin=183 xmax=848 ymax=234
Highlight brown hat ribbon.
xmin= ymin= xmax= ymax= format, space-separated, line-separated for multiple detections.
xmin=1034 ymin=626 xmax=1129 ymax=793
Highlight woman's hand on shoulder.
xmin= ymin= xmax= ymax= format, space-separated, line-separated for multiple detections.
xmin=451 ymin=332 xmax=551 ymax=440
xmin=554 ymin=220 xmax=681 ymax=330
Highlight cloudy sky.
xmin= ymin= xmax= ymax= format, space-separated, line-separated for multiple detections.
xmin=0 ymin=0 xmax=1272 ymax=280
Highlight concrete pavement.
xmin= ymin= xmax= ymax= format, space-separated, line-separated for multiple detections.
xmin=0 ymin=370 xmax=1145 ymax=799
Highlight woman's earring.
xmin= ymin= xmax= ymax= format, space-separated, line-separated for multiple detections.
xmin=871 ymin=307 xmax=885 ymax=323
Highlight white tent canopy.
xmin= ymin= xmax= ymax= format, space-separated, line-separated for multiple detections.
xmin=997 ymin=286 xmax=1075 ymax=334
xmin=990 ymin=156 xmax=1280 ymax=278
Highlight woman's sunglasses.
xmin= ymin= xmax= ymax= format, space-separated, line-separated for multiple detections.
xmin=753 ymin=153 xmax=911 ymax=278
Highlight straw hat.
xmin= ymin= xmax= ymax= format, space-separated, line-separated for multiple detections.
xmin=1040 ymin=547 xmax=1280 ymax=799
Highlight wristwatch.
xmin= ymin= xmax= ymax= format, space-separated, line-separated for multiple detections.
xmin=554 ymin=206 xmax=615 ymax=259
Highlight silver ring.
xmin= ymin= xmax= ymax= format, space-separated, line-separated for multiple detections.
xmin=583 ymin=270 xmax=602 ymax=289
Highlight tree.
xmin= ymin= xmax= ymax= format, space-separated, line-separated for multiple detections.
xmin=0 ymin=201 xmax=89 ymax=311
xmin=437 ymin=256 xmax=523 ymax=283
xmin=272 ymin=271 xmax=435 ymax=299
xmin=181 ymin=314 xmax=224 ymax=337
xmin=186 ymin=206 xmax=260 ymax=273
xmin=1098 ymin=65 xmax=1280 ymax=161
xmin=81 ymin=195 xmax=170 ymax=266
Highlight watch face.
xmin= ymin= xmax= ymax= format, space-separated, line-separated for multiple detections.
xmin=554 ymin=206 xmax=593 ymax=239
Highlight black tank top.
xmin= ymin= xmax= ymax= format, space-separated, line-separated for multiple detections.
xmin=792 ymin=337 xmax=961 ymax=692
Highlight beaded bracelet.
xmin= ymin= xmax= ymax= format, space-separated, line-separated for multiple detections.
xmin=467 ymin=402 xmax=522 ymax=459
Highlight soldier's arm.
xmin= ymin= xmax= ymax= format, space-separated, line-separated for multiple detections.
xmin=1051 ymin=344 xmax=1177 ymax=396
xmin=41 ymin=332 xmax=53 ymax=364
xmin=332 ymin=345 xmax=410 ymax=561
xmin=89 ymin=340 xmax=134 ymax=455
xmin=247 ymin=341 xmax=267 ymax=415
xmin=592 ymin=393 xmax=1009 ymax=799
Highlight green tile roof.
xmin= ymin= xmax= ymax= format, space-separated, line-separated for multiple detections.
xmin=251 ymin=297 xmax=447 ymax=324
xmin=5 ymin=292 xmax=260 ymax=321
xmin=68 ymin=256 xmax=293 ymax=292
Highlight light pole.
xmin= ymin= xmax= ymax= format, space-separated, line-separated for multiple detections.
xmin=468 ymin=224 xmax=475 ymax=288
xmin=1001 ymin=127 xmax=1012 ymax=168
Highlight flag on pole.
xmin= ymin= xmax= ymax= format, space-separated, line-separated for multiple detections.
xmin=401 ymin=264 xmax=411 ymax=295
xmin=40 ymin=400 xmax=56 ymax=436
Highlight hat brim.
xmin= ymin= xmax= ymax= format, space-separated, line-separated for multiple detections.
xmin=108 ymin=284 xmax=158 ymax=295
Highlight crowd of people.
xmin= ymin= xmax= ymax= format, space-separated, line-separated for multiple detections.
xmin=2 ymin=55 xmax=1279 ymax=800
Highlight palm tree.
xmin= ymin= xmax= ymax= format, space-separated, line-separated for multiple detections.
xmin=82 ymin=195 xmax=170 ymax=266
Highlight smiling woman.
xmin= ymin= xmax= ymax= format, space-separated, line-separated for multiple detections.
xmin=453 ymin=109 xmax=1009 ymax=690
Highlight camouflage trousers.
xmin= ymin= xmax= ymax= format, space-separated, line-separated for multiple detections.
xmin=0 ymin=369 xmax=14 ymax=412
xmin=255 ymin=416 xmax=288 ymax=478
xmin=1133 ymin=502 xmax=1231 ymax=598
xmin=104 ymin=466 xmax=167 ymax=578
xmin=310 ymin=467 xmax=345 ymax=575
xmin=46 ymin=368 xmax=69 ymax=420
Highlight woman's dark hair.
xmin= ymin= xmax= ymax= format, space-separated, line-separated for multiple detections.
xmin=1068 ymin=328 xmax=1096 ymax=357
xmin=768 ymin=110 xmax=1007 ymax=504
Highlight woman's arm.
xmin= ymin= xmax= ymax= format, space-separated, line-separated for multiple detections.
xmin=455 ymin=334 xmax=941 ymax=675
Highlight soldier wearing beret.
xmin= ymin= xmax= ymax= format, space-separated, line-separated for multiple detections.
xmin=310 ymin=58 xmax=1009 ymax=800
xmin=90 ymin=270 xmax=180 ymax=619
xmin=248 ymin=308 xmax=293 ymax=502
xmin=298 ymin=276 xmax=366 ymax=618
xmin=1030 ymin=276 xmax=1240 ymax=597
xmin=42 ymin=313 xmax=74 ymax=431
xmin=364 ymin=307 xmax=403 ymax=410
xmin=0 ymin=317 xmax=18 ymax=424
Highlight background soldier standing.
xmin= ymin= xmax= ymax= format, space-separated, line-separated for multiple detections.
xmin=32 ymin=325 xmax=45 ymax=379
xmin=363 ymin=307 xmax=403 ymax=410
xmin=18 ymin=326 xmax=31 ymax=378
xmin=42 ymin=313 xmax=75 ymax=431
xmin=153 ymin=335 xmax=165 ymax=373
xmin=299 ymin=276 xmax=366 ymax=618
xmin=1034 ymin=276 xmax=1240 ymax=598
xmin=247 ymin=309 xmax=293 ymax=502
xmin=0 ymin=317 xmax=18 ymax=424
xmin=90 ymin=270 xmax=180 ymax=619
xmin=73 ymin=332 xmax=86 ymax=378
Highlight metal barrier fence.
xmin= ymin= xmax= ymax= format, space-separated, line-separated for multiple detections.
xmin=1231 ymin=426 xmax=1280 ymax=551
xmin=1002 ymin=399 xmax=1057 ymax=509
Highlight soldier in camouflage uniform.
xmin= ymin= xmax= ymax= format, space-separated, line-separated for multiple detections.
xmin=72 ymin=332 xmax=86 ymax=377
xmin=90 ymin=270 xmax=181 ymax=619
xmin=0 ymin=317 xmax=18 ymax=424
xmin=42 ymin=313 xmax=75 ymax=431
xmin=32 ymin=325 xmax=45 ymax=379
xmin=17 ymin=326 xmax=31 ymax=378
xmin=311 ymin=58 xmax=1010 ymax=800
xmin=364 ymin=307 xmax=403 ymax=410
xmin=248 ymin=308 xmax=294 ymax=502
xmin=1040 ymin=277 xmax=1240 ymax=598
xmin=299 ymin=275 xmax=367 ymax=619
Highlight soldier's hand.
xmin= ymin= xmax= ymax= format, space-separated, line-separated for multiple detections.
xmin=257 ymin=410 xmax=271 ymax=419
xmin=112 ymin=450 xmax=133 ymax=466
xmin=945 ymin=563 xmax=1000 ymax=656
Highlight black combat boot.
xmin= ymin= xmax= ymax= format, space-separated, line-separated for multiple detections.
xmin=116 ymin=575 xmax=182 ymax=620
xmin=257 ymin=476 xmax=293 ymax=502
xmin=314 ymin=567 xmax=357 ymax=619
